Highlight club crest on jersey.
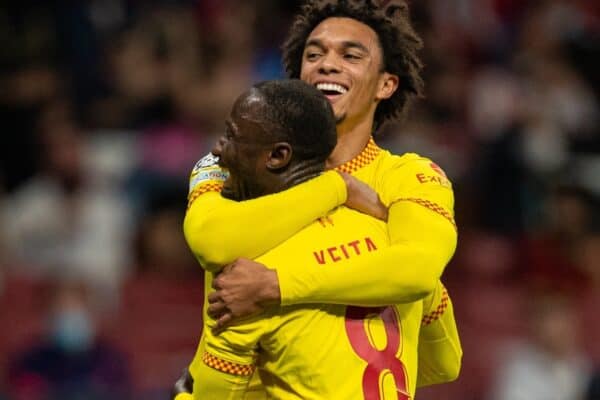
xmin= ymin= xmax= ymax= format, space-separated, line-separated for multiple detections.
xmin=430 ymin=162 xmax=447 ymax=178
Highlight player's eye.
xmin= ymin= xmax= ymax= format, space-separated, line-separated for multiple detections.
xmin=344 ymin=53 xmax=361 ymax=61
xmin=305 ymin=51 xmax=322 ymax=61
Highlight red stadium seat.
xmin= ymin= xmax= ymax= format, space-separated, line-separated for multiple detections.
xmin=111 ymin=273 xmax=204 ymax=394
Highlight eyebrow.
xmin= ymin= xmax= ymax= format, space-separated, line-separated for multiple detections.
xmin=305 ymin=39 xmax=370 ymax=54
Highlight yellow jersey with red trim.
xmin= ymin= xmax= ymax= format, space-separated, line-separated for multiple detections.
xmin=193 ymin=206 xmax=428 ymax=399
xmin=335 ymin=137 xmax=454 ymax=224
xmin=184 ymin=154 xmax=348 ymax=272
xmin=273 ymin=138 xmax=457 ymax=308
xmin=184 ymin=141 xmax=462 ymax=395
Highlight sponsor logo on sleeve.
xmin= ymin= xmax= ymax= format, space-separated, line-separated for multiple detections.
xmin=189 ymin=153 xmax=229 ymax=193
xmin=415 ymin=162 xmax=451 ymax=187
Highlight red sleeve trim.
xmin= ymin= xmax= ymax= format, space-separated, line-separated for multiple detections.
xmin=334 ymin=137 xmax=381 ymax=174
xmin=202 ymin=352 xmax=255 ymax=376
xmin=394 ymin=197 xmax=457 ymax=231
xmin=187 ymin=183 xmax=223 ymax=208
xmin=421 ymin=287 xmax=449 ymax=326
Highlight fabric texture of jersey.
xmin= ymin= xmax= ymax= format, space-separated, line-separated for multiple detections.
xmin=195 ymin=206 xmax=427 ymax=399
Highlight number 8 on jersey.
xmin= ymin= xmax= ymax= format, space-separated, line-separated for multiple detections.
xmin=345 ymin=306 xmax=410 ymax=400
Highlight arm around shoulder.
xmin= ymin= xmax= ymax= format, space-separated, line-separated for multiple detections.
xmin=184 ymin=170 xmax=347 ymax=271
xmin=277 ymin=156 xmax=457 ymax=306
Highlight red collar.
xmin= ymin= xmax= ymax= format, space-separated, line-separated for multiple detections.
xmin=334 ymin=137 xmax=381 ymax=174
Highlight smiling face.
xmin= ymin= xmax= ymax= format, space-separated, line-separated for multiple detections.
xmin=300 ymin=17 xmax=398 ymax=129
xmin=212 ymin=89 xmax=274 ymax=201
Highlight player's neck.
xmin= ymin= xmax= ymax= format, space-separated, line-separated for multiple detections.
xmin=326 ymin=117 xmax=374 ymax=169
xmin=277 ymin=161 xmax=326 ymax=192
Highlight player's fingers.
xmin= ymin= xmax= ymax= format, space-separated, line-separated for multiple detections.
xmin=222 ymin=262 xmax=236 ymax=273
xmin=207 ymin=291 xmax=222 ymax=304
xmin=212 ymin=313 xmax=233 ymax=335
xmin=207 ymin=302 xmax=227 ymax=319
xmin=211 ymin=276 xmax=222 ymax=290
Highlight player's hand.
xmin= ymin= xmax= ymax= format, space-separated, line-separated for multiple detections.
xmin=171 ymin=368 xmax=193 ymax=399
xmin=208 ymin=258 xmax=281 ymax=333
xmin=338 ymin=171 xmax=388 ymax=221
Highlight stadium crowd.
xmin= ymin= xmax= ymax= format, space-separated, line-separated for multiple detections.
xmin=0 ymin=1 xmax=598 ymax=399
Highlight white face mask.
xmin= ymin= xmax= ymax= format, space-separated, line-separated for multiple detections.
xmin=51 ymin=308 xmax=95 ymax=353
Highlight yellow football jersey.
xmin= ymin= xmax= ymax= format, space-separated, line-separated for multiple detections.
xmin=184 ymin=138 xmax=462 ymax=398
xmin=194 ymin=206 xmax=423 ymax=399
xmin=275 ymin=138 xmax=457 ymax=307
xmin=185 ymin=139 xmax=457 ymax=307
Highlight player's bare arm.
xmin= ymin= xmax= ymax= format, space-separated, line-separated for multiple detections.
xmin=339 ymin=171 xmax=388 ymax=221
xmin=208 ymin=260 xmax=280 ymax=332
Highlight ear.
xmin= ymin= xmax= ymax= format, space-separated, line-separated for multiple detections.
xmin=266 ymin=142 xmax=293 ymax=170
xmin=376 ymin=72 xmax=399 ymax=101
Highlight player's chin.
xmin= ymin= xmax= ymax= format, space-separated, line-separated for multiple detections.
xmin=331 ymin=104 xmax=347 ymax=124
xmin=335 ymin=112 xmax=347 ymax=125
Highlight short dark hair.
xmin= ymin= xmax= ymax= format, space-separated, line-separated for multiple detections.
xmin=283 ymin=0 xmax=424 ymax=131
xmin=253 ymin=79 xmax=337 ymax=163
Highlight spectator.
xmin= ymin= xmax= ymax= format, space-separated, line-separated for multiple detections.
xmin=489 ymin=293 xmax=591 ymax=400
xmin=7 ymin=279 xmax=131 ymax=400
xmin=0 ymin=98 xmax=133 ymax=306
xmin=520 ymin=184 xmax=598 ymax=294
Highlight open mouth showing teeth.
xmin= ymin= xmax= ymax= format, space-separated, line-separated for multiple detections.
xmin=316 ymin=82 xmax=348 ymax=95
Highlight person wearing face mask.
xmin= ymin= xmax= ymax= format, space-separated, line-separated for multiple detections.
xmin=6 ymin=280 xmax=131 ymax=400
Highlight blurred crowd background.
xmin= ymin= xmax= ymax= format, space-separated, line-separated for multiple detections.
xmin=0 ymin=1 xmax=598 ymax=399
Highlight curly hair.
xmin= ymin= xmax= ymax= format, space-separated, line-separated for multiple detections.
xmin=282 ymin=0 xmax=424 ymax=131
